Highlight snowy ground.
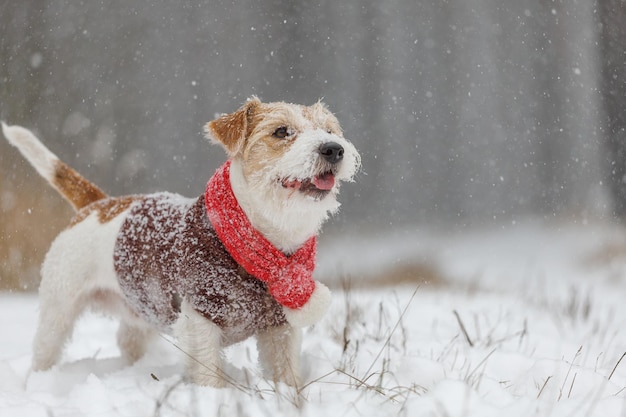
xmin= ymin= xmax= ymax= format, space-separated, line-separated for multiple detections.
xmin=2 ymin=220 xmax=626 ymax=416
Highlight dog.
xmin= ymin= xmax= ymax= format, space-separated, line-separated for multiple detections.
xmin=2 ymin=97 xmax=360 ymax=387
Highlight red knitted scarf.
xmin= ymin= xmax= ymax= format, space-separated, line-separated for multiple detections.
xmin=205 ymin=160 xmax=317 ymax=309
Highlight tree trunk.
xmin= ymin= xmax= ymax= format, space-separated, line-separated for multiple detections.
xmin=598 ymin=0 xmax=626 ymax=218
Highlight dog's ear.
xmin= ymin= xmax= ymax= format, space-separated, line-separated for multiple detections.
xmin=204 ymin=97 xmax=261 ymax=157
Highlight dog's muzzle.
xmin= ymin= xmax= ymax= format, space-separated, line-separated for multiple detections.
xmin=280 ymin=141 xmax=349 ymax=200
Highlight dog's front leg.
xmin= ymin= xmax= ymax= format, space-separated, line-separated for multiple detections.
xmin=174 ymin=300 xmax=225 ymax=387
xmin=257 ymin=324 xmax=302 ymax=387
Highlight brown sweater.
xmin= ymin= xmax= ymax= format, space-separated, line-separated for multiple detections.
xmin=113 ymin=193 xmax=286 ymax=345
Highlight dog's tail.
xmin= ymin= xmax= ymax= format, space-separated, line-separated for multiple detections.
xmin=2 ymin=123 xmax=107 ymax=211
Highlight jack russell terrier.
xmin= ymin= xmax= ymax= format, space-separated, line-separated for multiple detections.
xmin=2 ymin=97 xmax=360 ymax=387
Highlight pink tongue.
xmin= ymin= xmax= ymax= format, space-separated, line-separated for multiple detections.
xmin=313 ymin=173 xmax=335 ymax=190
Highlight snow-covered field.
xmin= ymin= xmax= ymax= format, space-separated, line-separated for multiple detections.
xmin=2 ymin=221 xmax=626 ymax=416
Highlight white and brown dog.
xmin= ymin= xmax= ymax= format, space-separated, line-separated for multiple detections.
xmin=2 ymin=97 xmax=360 ymax=387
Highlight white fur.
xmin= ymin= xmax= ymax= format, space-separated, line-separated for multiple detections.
xmin=282 ymin=281 xmax=332 ymax=328
xmin=231 ymin=129 xmax=360 ymax=253
xmin=257 ymin=324 xmax=302 ymax=386
xmin=230 ymin=159 xmax=330 ymax=252
xmin=274 ymin=129 xmax=360 ymax=186
xmin=174 ymin=300 xmax=226 ymax=387
xmin=2 ymin=122 xmax=58 ymax=182
xmin=31 ymin=209 xmax=144 ymax=370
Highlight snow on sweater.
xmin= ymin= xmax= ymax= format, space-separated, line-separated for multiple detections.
xmin=113 ymin=193 xmax=287 ymax=345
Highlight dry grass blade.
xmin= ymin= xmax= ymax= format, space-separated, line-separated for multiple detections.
xmin=298 ymin=370 xmax=339 ymax=392
xmin=153 ymin=378 xmax=185 ymax=417
xmin=453 ymin=310 xmax=474 ymax=347
xmin=466 ymin=348 xmax=496 ymax=383
xmin=358 ymin=285 xmax=419 ymax=387
xmin=608 ymin=351 xmax=626 ymax=381
xmin=537 ymin=375 xmax=552 ymax=399
xmin=567 ymin=373 xmax=577 ymax=399
xmin=558 ymin=346 xmax=582 ymax=401
xmin=336 ymin=368 xmax=388 ymax=397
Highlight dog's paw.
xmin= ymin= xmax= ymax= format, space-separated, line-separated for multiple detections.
xmin=282 ymin=281 xmax=331 ymax=327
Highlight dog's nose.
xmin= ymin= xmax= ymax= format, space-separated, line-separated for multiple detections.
xmin=319 ymin=142 xmax=344 ymax=164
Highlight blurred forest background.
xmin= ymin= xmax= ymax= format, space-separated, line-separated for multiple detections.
xmin=1 ymin=0 xmax=625 ymax=290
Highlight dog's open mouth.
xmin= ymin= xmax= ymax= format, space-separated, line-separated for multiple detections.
xmin=281 ymin=171 xmax=335 ymax=199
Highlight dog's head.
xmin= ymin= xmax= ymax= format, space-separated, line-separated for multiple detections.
xmin=205 ymin=97 xmax=360 ymax=213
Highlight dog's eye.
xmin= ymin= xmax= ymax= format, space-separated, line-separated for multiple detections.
xmin=273 ymin=126 xmax=291 ymax=139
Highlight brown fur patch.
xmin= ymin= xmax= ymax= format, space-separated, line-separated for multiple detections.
xmin=238 ymin=101 xmax=344 ymax=178
xmin=302 ymin=101 xmax=343 ymax=135
xmin=69 ymin=196 xmax=138 ymax=227
xmin=244 ymin=132 xmax=293 ymax=177
xmin=52 ymin=160 xmax=107 ymax=210
xmin=206 ymin=98 xmax=260 ymax=156
xmin=207 ymin=98 xmax=343 ymax=164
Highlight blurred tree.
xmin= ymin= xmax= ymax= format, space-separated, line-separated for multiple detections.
xmin=0 ymin=0 xmax=610 ymax=228
xmin=598 ymin=0 xmax=626 ymax=218
xmin=0 ymin=2 xmax=45 ymax=126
